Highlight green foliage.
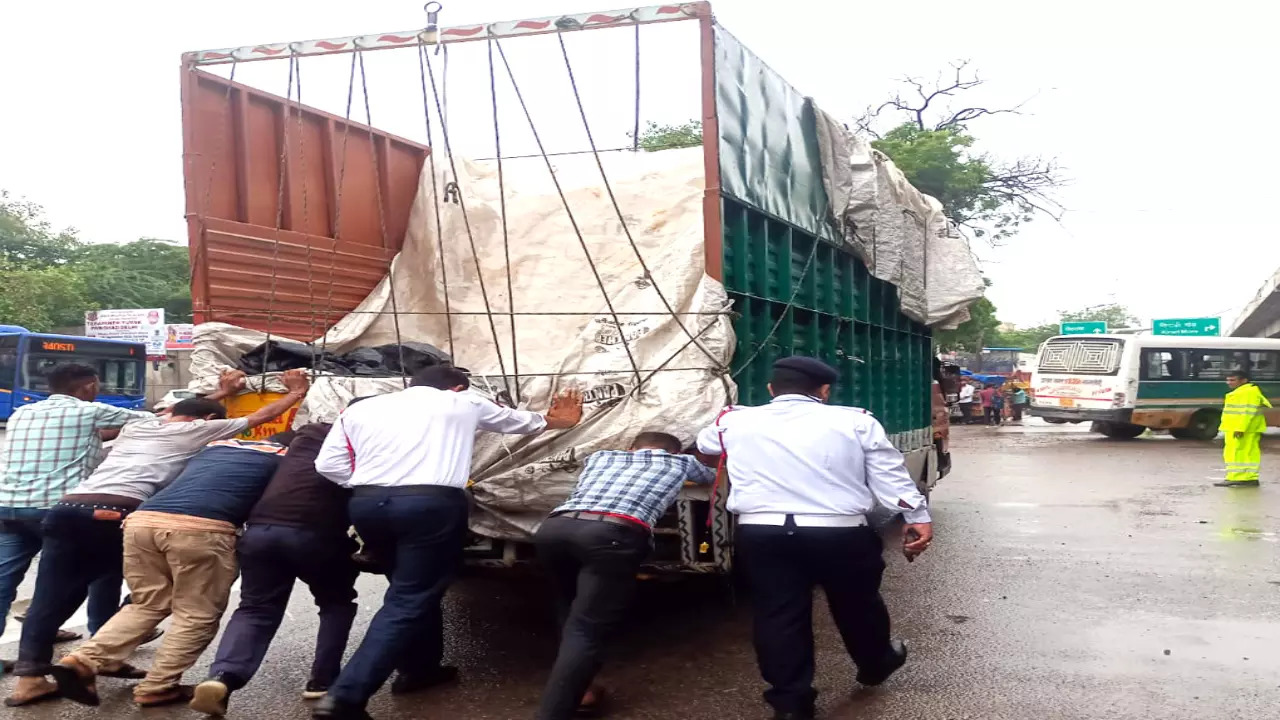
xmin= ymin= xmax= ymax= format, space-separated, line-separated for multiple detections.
xmin=0 ymin=261 xmax=94 ymax=332
xmin=634 ymin=120 xmax=702 ymax=152
xmin=935 ymin=296 xmax=1000 ymax=353
xmin=0 ymin=193 xmax=191 ymax=332
xmin=873 ymin=125 xmax=993 ymax=220
xmin=990 ymin=303 xmax=1141 ymax=354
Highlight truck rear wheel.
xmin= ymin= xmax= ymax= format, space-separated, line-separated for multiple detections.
xmin=1092 ymin=421 xmax=1145 ymax=439
xmin=1170 ymin=410 xmax=1220 ymax=441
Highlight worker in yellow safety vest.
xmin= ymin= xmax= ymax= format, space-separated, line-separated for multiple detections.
xmin=1215 ymin=368 xmax=1272 ymax=487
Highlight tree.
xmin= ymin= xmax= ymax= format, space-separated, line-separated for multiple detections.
xmin=633 ymin=119 xmax=702 ymax=152
xmin=0 ymin=190 xmax=81 ymax=268
xmin=75 ymin=239 xmax=193 ymax=322
xmin=993 ymin=303 xmax=1141 ymax=352
xmin=0 ymin=192 xmax=192 ymax=331
xmin=856 ymin=61 xmax=1065 ymax=241
xmin=935 ymin=296 xmax=1000 ymax=353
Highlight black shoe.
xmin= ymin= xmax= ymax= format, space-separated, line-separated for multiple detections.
xmin=302 ymin=680 xmax=329 ymax=700
xmin=1213 ymin=480 xmax=1260 ymax=487
xmin=856 ymin=639 xmax=908 ymax=687
xmin=190 ymin=677 xmax=231 ymax=716
xmin=311 ymin=694 xmax=374 ymax=720
xmin=389 ymin=665 xmax=458 ymax=695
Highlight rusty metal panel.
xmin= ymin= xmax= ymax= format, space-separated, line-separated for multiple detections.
xmin=200 ymin=218 xmax=395 ymax=340
xmin=182 ymin=69 xmax=428 ymax=338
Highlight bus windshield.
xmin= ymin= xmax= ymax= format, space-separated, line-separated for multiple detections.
xmin=21 ymin=343 xmax=145 ymax=397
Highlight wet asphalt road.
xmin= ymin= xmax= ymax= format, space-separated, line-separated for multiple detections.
xmin=4 ymin=420 xmax=1280 ymax=719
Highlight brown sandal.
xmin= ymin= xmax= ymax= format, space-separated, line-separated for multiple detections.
xmin=4 ymin=679 xmax=61 ymax=708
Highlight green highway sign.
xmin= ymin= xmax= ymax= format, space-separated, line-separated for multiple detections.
xmin=1152 ymin=317 xmax=1220 ymax=336
xmin=1060 ymin=321 xmax=1107 ymax=335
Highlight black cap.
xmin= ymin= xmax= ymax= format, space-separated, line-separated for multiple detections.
xmin=772 ymin=356 xmax=839 ymax=385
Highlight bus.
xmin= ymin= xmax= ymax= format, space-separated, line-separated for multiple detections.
xmin=0 ymin=326 xmax=147 ymax=421
xmin=1029 ymin=334 xmax=1280 ymax=439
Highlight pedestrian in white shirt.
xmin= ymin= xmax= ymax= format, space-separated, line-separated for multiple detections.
xmin=312 ymin=365 xmax=583 ymax=720
xmin=958 ymin=380 xmax=976 ymax=425
xmin=696 ymin=356 xmax=933 ymax=720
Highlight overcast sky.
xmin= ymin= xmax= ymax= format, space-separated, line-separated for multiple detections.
xmin=4 ymin=0 xmax=1279 ymax=329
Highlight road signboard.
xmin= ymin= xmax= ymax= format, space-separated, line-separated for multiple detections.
xmin=1152 ymin=317 xmax=1220 ymax=336
xmin=1060 ymin=321 xmax=1107 ymax=335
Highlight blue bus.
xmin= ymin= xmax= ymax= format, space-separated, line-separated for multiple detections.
xmin=0 ymin=325 xmax=147 ymax=420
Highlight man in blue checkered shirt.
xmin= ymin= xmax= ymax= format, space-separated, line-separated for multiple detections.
xmin=0 ymin=364 xmax=153 ymax=673
xmin=533 ymin=431 xmax=715 ymax=720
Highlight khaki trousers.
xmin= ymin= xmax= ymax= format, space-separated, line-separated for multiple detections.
xmin=71 ymin=524 xmax=238 ymax=696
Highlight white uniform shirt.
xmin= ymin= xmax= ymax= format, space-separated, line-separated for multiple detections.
xmin=695 ymin=395 xmax=930 ymax=524
xmin=315 ymin=386 xmax=546 ymax=488
xmin=959 ymin=384 xmax=975 ymax=403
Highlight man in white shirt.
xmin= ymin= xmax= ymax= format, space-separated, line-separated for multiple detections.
xmin=958 ymin=380 xmax=976 ymax=424
xmin=312 ymin=365 xmax=583 ymax=720
xmin=696 ymin=356 xmax=933 ymax=720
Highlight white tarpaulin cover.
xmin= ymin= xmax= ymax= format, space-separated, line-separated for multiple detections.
xmin=814 ymin=109 xmax=985 ymax=329
xmin=190 ymin=147 xmax=736 ymax=540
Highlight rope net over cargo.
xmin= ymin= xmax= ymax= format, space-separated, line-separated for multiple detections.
xmin=181 ymin=4 xmax=747 ymax=547
xmin=184 ymin=3 xmax=731 ymax=406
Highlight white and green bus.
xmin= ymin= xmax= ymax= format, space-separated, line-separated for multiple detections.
xmin=1029 ymin=335 xmax=1280 ymax=439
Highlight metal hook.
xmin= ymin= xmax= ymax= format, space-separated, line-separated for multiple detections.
xmin=424 ymin=2 xmax=442 ymax=30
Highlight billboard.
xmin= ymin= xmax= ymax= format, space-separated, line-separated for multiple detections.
xmin=165 ymin=323 xmax=195 ymax=350
xmin=85 ymin=308 xmax=166 ymax=358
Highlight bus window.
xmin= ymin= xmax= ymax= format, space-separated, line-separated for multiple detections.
xmin=1187 ymin=350 xmax=1249 ymax=380
xmin=98 ymin=359 xmax=142 ymax=396
xmin=22 ymin=354 xmax=143 ymax=397
xmin=1247 ymin=351 xmax=1280 ymax=380
xmin=0 ymin=335 xmax=18 ymax=391
xmin=1141 ymin=350 xmax=1183 ymax=380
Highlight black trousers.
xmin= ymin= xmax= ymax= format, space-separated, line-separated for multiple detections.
xmin=327 ymin=487 xmax=468 ymax=708
xmin=209 ymin=524 xmax=359 ymax=690
xmin=15 ymin=505 xmax=128 ymax=675
xmin=534 ymin=515 xmax=651 ymax=720
xmin=736 ymin=522 xmax=895 ymax=715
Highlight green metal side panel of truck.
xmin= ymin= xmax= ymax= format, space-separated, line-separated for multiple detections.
xmin=714 ymin=28 xmax=932 ymax=437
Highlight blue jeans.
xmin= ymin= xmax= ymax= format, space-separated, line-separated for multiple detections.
xmin=327 ymin=488 xmax=468 ymax=707
xmin=0 ymin=508 xmax=121 ymax=651
xmin=0 ymin=507 xmax=47 ymax=642
xmin=209 ymin=524 xmax=359 ymax=689
xmin=14 ymin=504 xmax=128 ymax=675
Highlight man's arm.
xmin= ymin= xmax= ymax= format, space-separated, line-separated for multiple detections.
xmin=203 ymin=370 xmax=248 ymax=403
xmin=242 ymin=370 xmax=310 ymax=429
xmin=314 ymin=420 xmax=355 ymax=485
xmin=682 ymin=455 xmax=718 ymax=485
xmin=857 ymin=415 xmax=932 ymax=558
xmin=473 ymin=389 xmax=583 ymax=434
xmin=90 ymin=403 xmax=154 ymax=430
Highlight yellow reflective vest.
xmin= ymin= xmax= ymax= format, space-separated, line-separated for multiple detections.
xmin=1219 ymin=382 xmax=1273 ymax=434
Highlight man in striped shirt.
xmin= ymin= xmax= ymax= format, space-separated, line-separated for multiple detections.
xmin=534 ymin=432 xmax=716 ymax=719
xmin=0 ymin=364 xmax=154 ymax=673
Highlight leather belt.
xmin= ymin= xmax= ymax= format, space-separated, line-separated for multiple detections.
xmin=737 ymin=512 xmax=868 ymax=528
xmin=553 ymin=510 xmax=650 ymax=531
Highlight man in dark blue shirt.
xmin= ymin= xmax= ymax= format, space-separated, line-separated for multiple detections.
xmin=190 ymin=424 xmax=363 ymax=718
xmin=51 ymin=439 xmax=287 ymax=708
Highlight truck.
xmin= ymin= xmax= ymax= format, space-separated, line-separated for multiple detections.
xmin=179 ymin=2 xmax=981 ymax=572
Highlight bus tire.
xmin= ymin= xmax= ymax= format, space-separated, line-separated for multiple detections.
xmin=1170 ymin=411 xmax=1220 ymax=441
xmin=1043 ymin=418 xmax=1068 ymax=424
xmin=1092 ymin=421 xmax=1145 ymax=439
